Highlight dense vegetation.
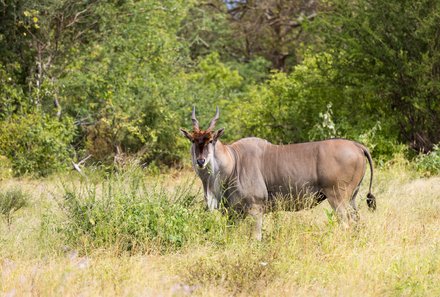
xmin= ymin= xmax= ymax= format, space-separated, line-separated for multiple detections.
xmin=1 ymin=0 xmax=440 ymax=176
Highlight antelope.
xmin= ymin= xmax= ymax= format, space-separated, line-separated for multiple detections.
xmin=180 ymin=107 xmax=376 ymax=240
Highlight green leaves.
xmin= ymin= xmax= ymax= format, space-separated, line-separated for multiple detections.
xmin=57 ymin=0 xmax=192 ymax=167
xmin=47 ymin=174 xmax=229 ymax=254
xmin=313 ymin=0 xmax=440 ymax=152
xmin=0 ymin=188 xmax=29 ymax=227
xmin=0 ymin=113 xmax=75 ymax=177
xmin=1 ymin=0 xmax=440 ymax=175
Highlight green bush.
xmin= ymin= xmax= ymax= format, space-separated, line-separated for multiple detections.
xmin=0 ymin=188 xmax=29 ymax=226
xmin=415 ymin=145 xmax=440 ymax=176
xmin=233 ymin=52 xmax=403 ymax=161
xmin=44 ymin=172 xmax=230 ymax=254
xmin=0 ymin=113 xmax=75 ymax=177
xmin=0 ymin=155 xmax=13 ymax=180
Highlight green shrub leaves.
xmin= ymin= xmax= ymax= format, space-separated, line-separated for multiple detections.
xmin=44 ymin=173 xmax=230 ymax=254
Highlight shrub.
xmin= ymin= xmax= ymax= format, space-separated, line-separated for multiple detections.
xmin=0 ymin=113 xmax=75 ymax=177
xmin=44 ymin=172 xmax=230 ymax=254
xmin=415 ymin=145 xmax=440 ymax=176
xmin=0 ymin=155 xmax=13 ymax=180
xmin=0 ymin=188 xmax=29 ymax=227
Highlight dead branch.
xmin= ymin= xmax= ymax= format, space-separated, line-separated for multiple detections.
xmin=66 ymin=8 xmax=89 ymax=28
xmin=72 ymin=154 xmax=92 ymax=177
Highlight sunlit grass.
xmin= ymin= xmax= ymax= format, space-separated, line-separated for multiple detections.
xmin=1 ymin=163 xmax=439 ymax=296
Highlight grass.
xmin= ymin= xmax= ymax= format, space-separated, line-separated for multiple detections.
xmin=1 ymin=163 xmax=439 ymax=296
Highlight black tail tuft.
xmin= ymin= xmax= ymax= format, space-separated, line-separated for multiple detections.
xmin=366 ymin=193 xmax=376 ymax=211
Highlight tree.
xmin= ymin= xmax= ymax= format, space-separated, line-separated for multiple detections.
xmin=0 ymin=0 xmax=108 ymax=116
xmin=314 ymin=0 xmax=440 ymax=152
xmin=182 ymin=0 xmax=319 ymax=71
xmin=59 ymin=0 xmax=191 ymax=166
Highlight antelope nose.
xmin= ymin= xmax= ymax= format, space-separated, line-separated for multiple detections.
xmin=196 ymin=159 xmax=205 ymax=167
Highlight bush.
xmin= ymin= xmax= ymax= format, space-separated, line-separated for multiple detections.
xmin=0 ymin=113 xmax=75 ymax=177
xmin=0 ymin=155 xmax=13 ymax=180
xmin=44 ymin=172 xmax=230 ymax=254
xmin=415 ymin=145 xmax=440 ymax=176
xmin=0 ymin=188 xmax=29 ymax=226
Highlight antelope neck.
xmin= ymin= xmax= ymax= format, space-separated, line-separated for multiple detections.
xmin=213 ymin=141 xmax=235 ymax=179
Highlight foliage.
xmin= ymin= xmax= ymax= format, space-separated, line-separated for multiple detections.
xmin=308 ymin=103 xmax=340 ymax=140
xmin=0 ymin=64 xmax=27 ymax=119
xmin=313 ymin=0 xmax=440 ymax=153
xmin=0 ymin=0 xmax=112 ymax=113
xmin=179 ymin=1 xmax=234 ymax=60
xmin=45 ymin=172 xmax=230 ymax=254
xmin=59 ymin=0 xmax=191 ymax=167
xmin=1 ymin=0 xmax=440 ymax=175
xmin=0 ymin=113 xmax=75 ymax=176
xmin=182 ymin=52 xmax=246 ymax=142
xmin=181 ymin=0 xmax=319 ymax=71
xmin=231 ymin=44 xmax=411 ymax=161
xmin=0 ymin=155 xmax=13 ymax=180
xmin=0 ymin=187 xmax=29 ymax=226
xmin=415 ymin=145 xmax=440 ymax=176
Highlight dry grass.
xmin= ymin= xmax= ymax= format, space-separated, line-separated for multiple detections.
xmin=1 ymin=255 xmax=179 ymax=296
xmin=1 ymin=165 xmax=439 ymax=296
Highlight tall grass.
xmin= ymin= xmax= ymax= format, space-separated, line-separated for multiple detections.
xmin=42 ymin=171 xmax=231 ymax=254
xmin=167 ymin=159 xmax=440 ymax=296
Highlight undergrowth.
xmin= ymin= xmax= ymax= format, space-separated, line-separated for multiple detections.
xmin=42 ymin=171 xmax=231 ymax=255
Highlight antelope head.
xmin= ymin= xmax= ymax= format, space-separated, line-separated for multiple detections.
xmin=180 ymin=106 xmax=225 ymax=170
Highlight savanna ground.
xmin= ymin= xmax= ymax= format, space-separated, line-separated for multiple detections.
xmin=1 ymin=159 xmax=439 ymax=297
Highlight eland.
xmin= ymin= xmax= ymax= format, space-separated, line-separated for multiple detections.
xmin=180 ymin=107 xmax=376 ymax=240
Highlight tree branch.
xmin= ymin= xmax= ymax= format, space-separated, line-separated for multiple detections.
xmin=72 ymin=155 xmax=92 ymax=177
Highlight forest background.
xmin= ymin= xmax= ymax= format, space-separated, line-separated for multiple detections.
xmin=1 ymin=0 xmax=440 ymax=177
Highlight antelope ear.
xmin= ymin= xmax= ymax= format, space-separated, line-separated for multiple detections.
xmin=213 ymin=128 xmax=225 ymax=141
xmin=180 ymin=128 xmax=193 ymax=142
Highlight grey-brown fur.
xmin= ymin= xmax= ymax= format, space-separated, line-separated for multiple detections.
xmin=180 ymin=107 xmax=376 ymax=240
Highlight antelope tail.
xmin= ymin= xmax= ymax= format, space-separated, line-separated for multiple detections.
xmin=356 ymin=143 xmax=377 ymax=211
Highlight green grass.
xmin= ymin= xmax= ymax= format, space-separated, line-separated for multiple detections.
xmin=1 ymin=164 xmax=439 ymax=296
